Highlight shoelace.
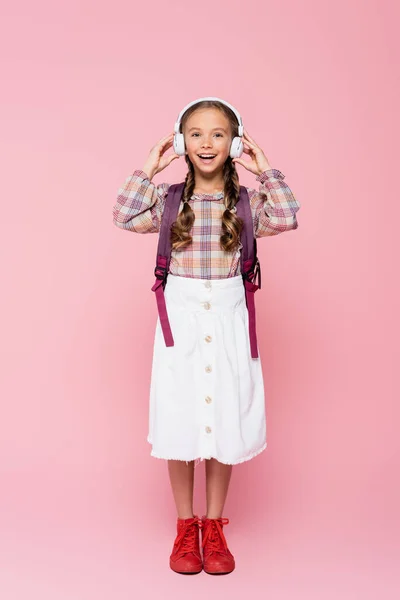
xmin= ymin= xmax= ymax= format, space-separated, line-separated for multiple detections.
xmin=202 ymin=518 xmax=230 ymax=555
xmin=172 ymin=517 xmax=203 ymax=559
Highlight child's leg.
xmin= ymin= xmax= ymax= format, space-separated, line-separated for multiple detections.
xmin=167 ymin=460 xmax=195 ymax=519
xmin=205 ymin=459 xmax=233 ymax=518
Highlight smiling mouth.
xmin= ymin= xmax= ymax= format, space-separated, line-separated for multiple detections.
xmin=197 ymin=154 xmax=217 ymax=163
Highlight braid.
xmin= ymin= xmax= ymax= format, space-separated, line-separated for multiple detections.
xmin=220 ymin=158 xmax=243 ymax=252
xmin=170 ymin=157 xmax=196 ymax=250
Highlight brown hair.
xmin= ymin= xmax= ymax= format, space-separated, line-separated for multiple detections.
xmin=170 ymin=100 xmax=243 ymax=252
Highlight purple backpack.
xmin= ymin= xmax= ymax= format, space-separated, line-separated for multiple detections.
xmin=151 ymin=183 xmax=261 ymax=358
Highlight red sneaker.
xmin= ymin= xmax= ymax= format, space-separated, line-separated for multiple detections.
xmin=169 ymin=515 xmax=203 ymax=574
xmin=201 ymin=516 xmax=235 ymax=574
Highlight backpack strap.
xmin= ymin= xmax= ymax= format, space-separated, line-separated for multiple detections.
xmin=151 ymin=182 xmax=185 ymax=346
xmin=236 ymin=185 xmax=262 ymax=358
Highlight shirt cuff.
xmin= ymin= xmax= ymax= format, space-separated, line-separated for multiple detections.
xmin=256 ymin=169 xmax=285 ymax=182
xmin=132 ymin=169 xmax=151 ymax=180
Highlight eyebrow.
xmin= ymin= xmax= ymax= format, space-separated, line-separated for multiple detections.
xmin=188 ymin=127 xmax=228 ymax=133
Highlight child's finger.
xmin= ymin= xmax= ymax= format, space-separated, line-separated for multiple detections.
xmin=159 ymin=133 xmax=174 ymax=146
xmin=243 ymin=135 xmax=257 ymax=148
xmin=244 ymin=130 xmax=259 ymax=146
xmin=160 ymin=138 xmax=174 ymax=150
xmin=242 ymin=136 xmax=255 ymax=148
xmin=232 ymin=158 xmax=244 ymax=167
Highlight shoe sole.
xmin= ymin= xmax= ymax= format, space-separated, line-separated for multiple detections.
xmin=170 ymin=568 xmax=203 ymax=574
xmin=171 ymin=571 xmax=203 ymax=575
xmin=203 ymin=568 xmax=235 ymax=575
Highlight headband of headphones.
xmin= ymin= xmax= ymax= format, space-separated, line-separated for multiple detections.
xmin=173 ymin=96 xmax=244 ymax=137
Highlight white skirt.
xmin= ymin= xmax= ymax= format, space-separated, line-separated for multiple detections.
xmin=147 ymin=274 xmax=267 ymax=467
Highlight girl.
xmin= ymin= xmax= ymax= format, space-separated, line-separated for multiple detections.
xmin=112 ymin=97 xmax=300 ymax=575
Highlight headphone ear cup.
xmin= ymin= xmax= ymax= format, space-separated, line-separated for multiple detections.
xmin=230 ymin=137 xmax=243 ymax=158
xmin=173 ymin=133 xmax=186 ymax=156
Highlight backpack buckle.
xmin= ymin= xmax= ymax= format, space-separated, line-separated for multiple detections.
xmin=253 ymin=258 xmax=261 ymax=289
xmin=154 ymin=265 xmax=168 ymax=281
xmin=242 ymin=258 xmax=261 ymax=289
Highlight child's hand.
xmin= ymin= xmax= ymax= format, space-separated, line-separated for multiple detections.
xmin=232 ymin=130 xmax=272 ymax=176
xmin=142 ymin=133 xmax=180 ymax=179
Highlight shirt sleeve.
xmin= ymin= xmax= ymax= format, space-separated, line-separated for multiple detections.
xmin=112 ymin=169 xmax=170 ymax=233
xmin=247 ymin=169 xmax=301 ymax=238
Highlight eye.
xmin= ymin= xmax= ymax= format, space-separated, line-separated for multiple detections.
xmin=190 ymin=132 xmax=223 ymax=137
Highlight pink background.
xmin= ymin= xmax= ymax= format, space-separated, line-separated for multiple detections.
xmin=1 ymin=0 xmax=399 ymax=597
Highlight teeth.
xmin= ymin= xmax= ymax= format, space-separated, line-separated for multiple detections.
xmin=199 ymin=155 xmax=216 ymax=158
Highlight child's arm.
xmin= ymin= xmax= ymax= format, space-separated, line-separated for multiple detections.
xmin=112 ymin=169 xmax=170 ymax=233
xmin=248 ymin=169 xmax=301 ymax=238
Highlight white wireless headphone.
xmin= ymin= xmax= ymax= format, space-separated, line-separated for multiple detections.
xmin=173 ymin=96 xmax=244 ymax=159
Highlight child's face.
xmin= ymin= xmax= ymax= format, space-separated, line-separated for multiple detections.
xmin=183 ymin=108 xmax=232 ymax=175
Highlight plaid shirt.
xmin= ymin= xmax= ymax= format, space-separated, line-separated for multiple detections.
xmin=113 ymin=168 xmax=301 ymax=279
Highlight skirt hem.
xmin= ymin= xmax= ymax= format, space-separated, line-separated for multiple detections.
xmin=147 ymin=437 xmax=267 ymax=466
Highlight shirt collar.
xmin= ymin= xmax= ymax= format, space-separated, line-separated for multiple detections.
xmin=190 ymin=191 xmax=224 ymax=202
